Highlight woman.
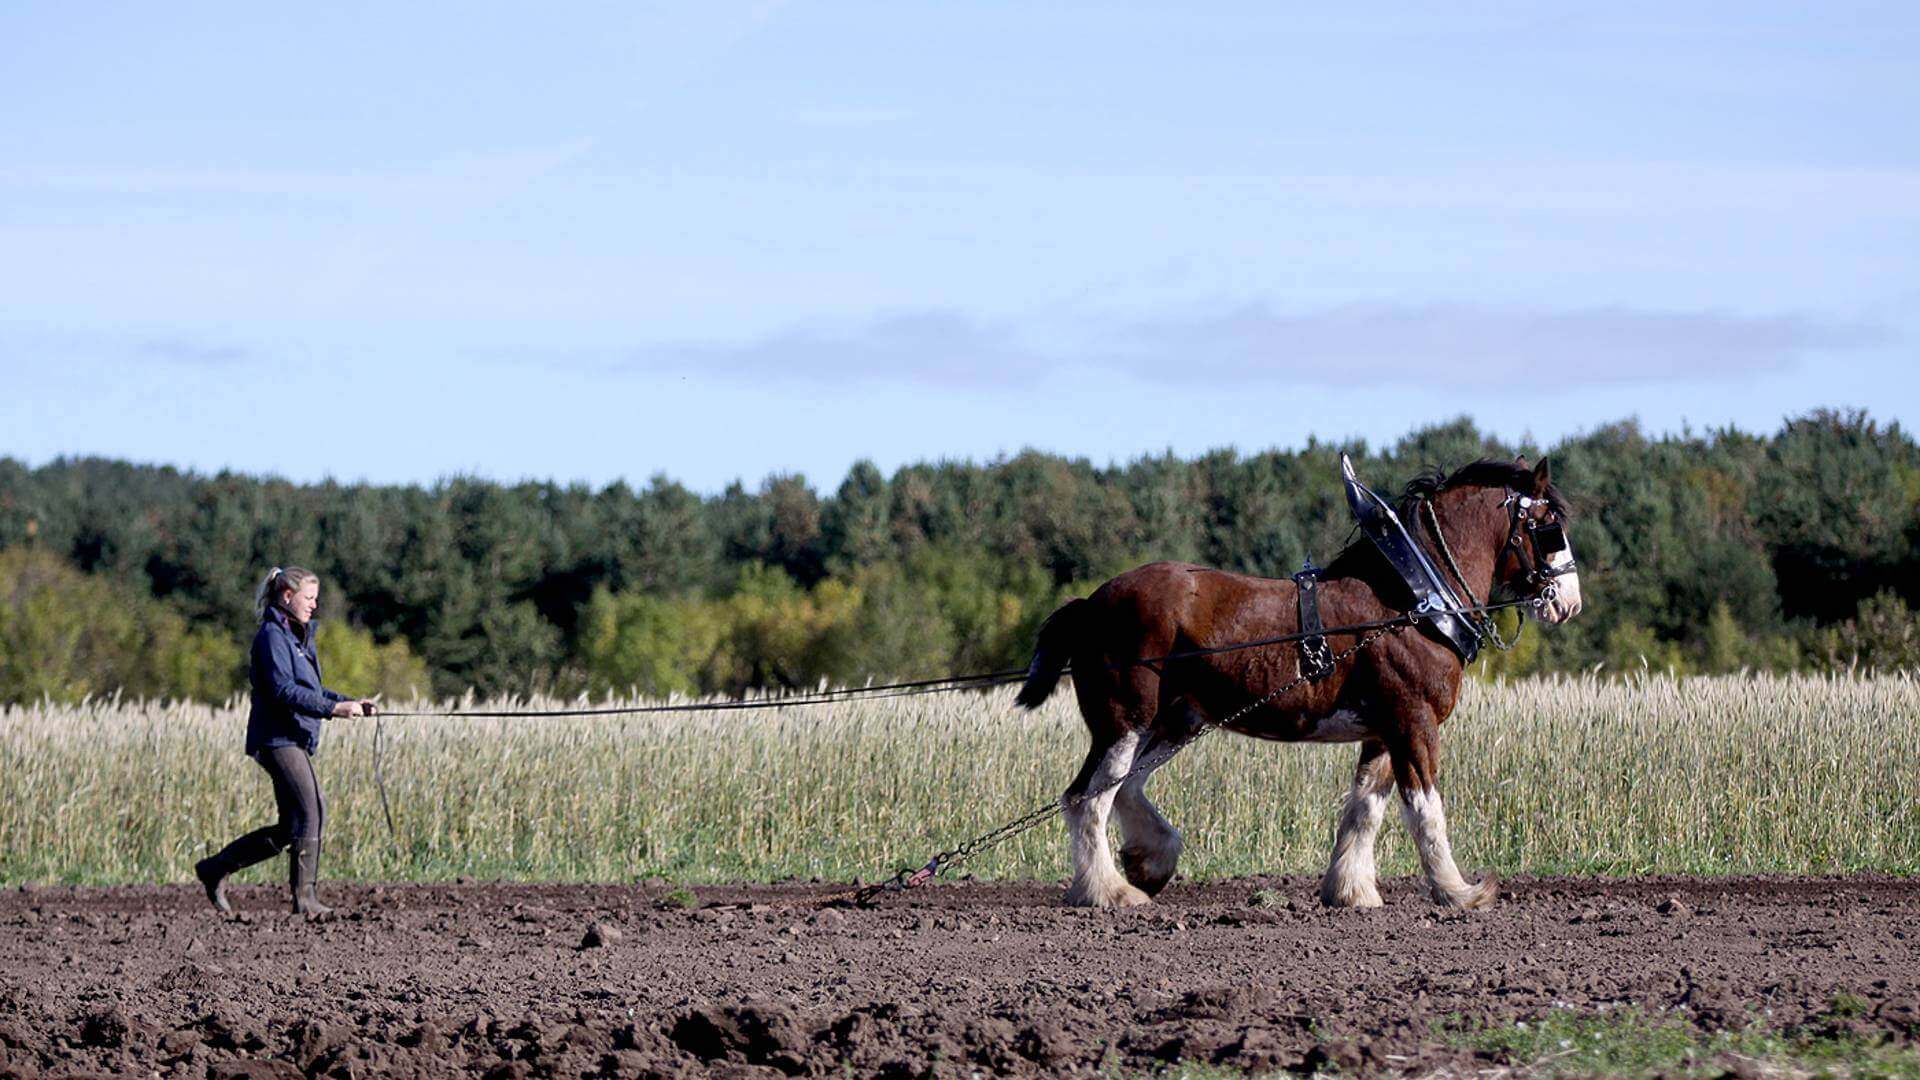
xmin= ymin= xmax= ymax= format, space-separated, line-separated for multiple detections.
xmin=195 ymin=566 xmax=375 ymax=914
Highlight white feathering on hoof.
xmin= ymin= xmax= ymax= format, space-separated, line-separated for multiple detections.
xmin=1062 ymin=732 xmax=1146 ymax=907
xmin=1321 ymin=781 xmax=1391 ymax=908
xmin=1400 ymin=786 xmax=1496 ymax=910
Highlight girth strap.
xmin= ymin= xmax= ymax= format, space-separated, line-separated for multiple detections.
xmin=1294 ymin=565 xmax=1336 ymax=682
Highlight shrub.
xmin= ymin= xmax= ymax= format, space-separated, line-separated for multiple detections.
xmin=314 ymin=620 xmax=433 ymax=702
xmin=1811 ymin=591 xmax=1920 ymax=673
xmin=0 ymin=549 xmax=239 ymax=703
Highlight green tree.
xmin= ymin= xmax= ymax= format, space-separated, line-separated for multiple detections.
xmin=1698 ymin=600 xmax=1747 ymax=675
xmin=822 ymin=460 xmax=892 ymax=570
xmin=5 ymin=407 xmax=1919 ymax=696
xmin=0 ymin=549 xmax=239 ymax=703
xmin=1758 ymin=410 xmax=1918 ymax=622
xmin=314 ymin=620 xmax=433 ymax=702
xmin=763 ymin=474 xmax=827 ymax=585
xmin=577 ymin=588 xmax=725 ymax=698
xmin=1811 ymin=591 xmax=1920 ymax=673
xmin=833 ymin=562 xmax=958 ymax=683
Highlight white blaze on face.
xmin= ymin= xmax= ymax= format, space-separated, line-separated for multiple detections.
xmin=1545 ymin=538 xmax=1582 ymax=622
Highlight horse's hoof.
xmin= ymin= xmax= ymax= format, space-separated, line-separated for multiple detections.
xmin=1065 ymin=880 xmax=1153 ymax=908
xmin=1319 ymin=881 xmax=1384 ymax=909
xmin=1120 ymin=843 xmax=1180 ymax=897
xmin=1432 ymin=874 xmax=1498 ymax=910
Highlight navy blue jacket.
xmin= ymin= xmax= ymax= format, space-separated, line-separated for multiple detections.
xmin=245 ymin=608 xmax=348 ymax=756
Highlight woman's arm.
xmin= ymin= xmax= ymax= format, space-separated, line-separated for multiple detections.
xmin=322 ymin=681 xmax=377 ymax=717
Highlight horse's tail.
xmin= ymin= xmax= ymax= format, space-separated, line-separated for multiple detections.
xmin=1016 ymin=598 xmax=1093 ymax=709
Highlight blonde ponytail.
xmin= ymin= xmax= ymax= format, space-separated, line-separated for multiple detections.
xmin=255 ymin=565 xmax=318 ymax=623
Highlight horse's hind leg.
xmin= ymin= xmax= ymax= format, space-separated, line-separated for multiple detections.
xmin=1116 ymin=701 xmax=1203 ymax=896
xmin=1115 ymin=769 xmax=1180 ymax=897
xmin=1388 ymin=716 xmax=1497 ymax=910
xmin=1062 ymin=731 xmax=1149 ymax=908
xmin=1320 ymin=741 xmax=1392 ymax=908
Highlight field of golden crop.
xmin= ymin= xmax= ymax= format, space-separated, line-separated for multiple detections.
xmin=2 ymin=673 xmax=1916 ymax=886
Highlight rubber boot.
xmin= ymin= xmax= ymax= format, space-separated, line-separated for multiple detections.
xmin=194 ymin=827 xmax=285 ymax=913
xmin=289 ymin=838 xmax=333 ymax=916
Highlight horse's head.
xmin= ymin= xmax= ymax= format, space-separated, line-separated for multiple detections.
xmin=1408 ymin=457 xmax=1584 ymax=625
xmin=1497 ymin=458 xmax=1583 ymax=624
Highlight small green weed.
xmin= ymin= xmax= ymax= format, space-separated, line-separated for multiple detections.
xmin=1451 ymin=1007 xmax=1920 ymax=1078
xmin=1830 ymin=991 xmax=1872 ymax=1018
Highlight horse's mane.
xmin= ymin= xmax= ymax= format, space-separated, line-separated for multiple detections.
xmin=1399 ymin=459 xmax=1568 ymax=519
xmin=1321 ymin=458 xmax=1566 ymax=583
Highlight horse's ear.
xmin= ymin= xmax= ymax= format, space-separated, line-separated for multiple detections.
xmin=1514 ymin=454 xmax=1530 ymax=469
xmin=1531 ymin=457 xmax=1552 ymax=497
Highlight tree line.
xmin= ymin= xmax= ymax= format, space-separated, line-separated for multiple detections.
xmin=1 ymin=408 xmax=1914 ymax=705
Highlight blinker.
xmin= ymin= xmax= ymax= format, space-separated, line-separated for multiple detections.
xmin=1531 ymin=521 xmax=1568 ymax=555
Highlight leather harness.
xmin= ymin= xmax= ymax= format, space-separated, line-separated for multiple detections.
xmin=1282 ymin=449 xmax=1489 ymax=668
xmin=1291 ymin=455 xmax=1576 ymax=676
xmin=1293 ymin=561 xmax=1336 ymax=681
xmin=1335 ymin=454 xmax=1482 ymax=665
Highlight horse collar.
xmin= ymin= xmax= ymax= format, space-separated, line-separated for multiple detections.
xmin=1339 ymin=455 xmax=1482 ymax=664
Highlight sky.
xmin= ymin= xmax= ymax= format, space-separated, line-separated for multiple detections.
xmin=2 ymin=2 xmax=1916 ymax=492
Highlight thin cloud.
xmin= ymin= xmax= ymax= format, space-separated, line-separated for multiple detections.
xmin=1111 ymin=304 xmax=1888 ymax=386
xmin=519 ymin=303 xmax=1885 ymax=390
xmin=613 ymin=311 xmax=1042 ymax=386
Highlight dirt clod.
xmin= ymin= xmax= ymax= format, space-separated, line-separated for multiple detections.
xmin=579 ymin=921 xmax=622 ymax=948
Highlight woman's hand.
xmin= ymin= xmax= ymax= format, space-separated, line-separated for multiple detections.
xmin=331 ymin=701 xmax=365 ymax=719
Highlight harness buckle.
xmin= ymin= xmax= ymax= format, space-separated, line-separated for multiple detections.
xmin=1293 ymin=562 xmax=1336 ymax=682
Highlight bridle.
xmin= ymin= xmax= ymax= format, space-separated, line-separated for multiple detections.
xmin=1497 ymin=489 xmax=1577 ymax=604
xmin=1415 ymin=487 xmax=1577 ymax=649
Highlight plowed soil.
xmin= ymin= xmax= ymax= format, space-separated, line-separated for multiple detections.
xmin=2 ymin=874 xmax=1916 ymax=1077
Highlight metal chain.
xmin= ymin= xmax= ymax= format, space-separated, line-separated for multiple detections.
xmin=848 ymin=619 xmax=1408 ymax=905
xmin=1297 ymin=625 xmax=1337 ymax=681
xmin=1420 ymin=497 xmax=1530 ymax=653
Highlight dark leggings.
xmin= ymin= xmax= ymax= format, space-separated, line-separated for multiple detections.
xmin=256 ymin=745 xmax=325 ymax=844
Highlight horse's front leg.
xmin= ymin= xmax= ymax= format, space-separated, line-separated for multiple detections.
xmin=1387 ymin=714 xmax=1497 ymax=909
xmin=1320 ymin=740 xmax=1393 ymax=908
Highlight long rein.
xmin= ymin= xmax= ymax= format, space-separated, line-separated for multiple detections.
xmin=359 ymin=493 xmax=1562 ymax=886
xmin=369 ymin=596 xmax=1539 ymax=723
xmin=359 ymin=590 xmax=1544 ymax=875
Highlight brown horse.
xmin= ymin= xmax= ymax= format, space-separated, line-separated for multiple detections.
xmin=1015 ymin=457 xmax=1583 ymax=909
